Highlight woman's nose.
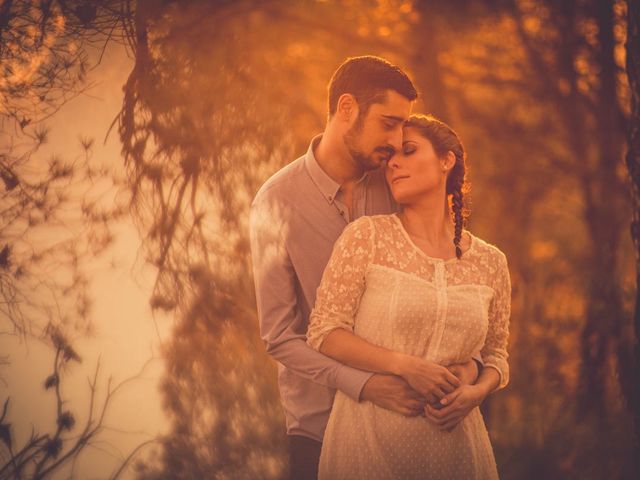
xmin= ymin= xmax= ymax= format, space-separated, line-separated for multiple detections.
xmin=387 ymin=155 xmax=401 ymax=168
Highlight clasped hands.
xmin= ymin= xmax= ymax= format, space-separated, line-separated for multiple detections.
xmin=413 ymin=357 xmax=485 ymax=432
xmin=362 ymin=355 xmax=486 ymax=433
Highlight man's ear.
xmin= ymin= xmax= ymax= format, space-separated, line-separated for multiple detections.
xmin=336 ymin=93 xmax=358 ymax=123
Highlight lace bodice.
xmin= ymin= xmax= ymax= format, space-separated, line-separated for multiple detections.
xmin=307 ymin=213 xmax=511 ymax=389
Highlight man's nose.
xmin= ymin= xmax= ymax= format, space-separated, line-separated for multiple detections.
xmin=388 ymin=127 xmax=403 ymax=152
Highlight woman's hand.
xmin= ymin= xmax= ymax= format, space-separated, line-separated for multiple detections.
xmin=423 ymin=384 xmax=486 ymax=432
xmin=447 ymin=358 xmax=479 ymax=386
xmin=393 ymin=354 xmax=461 ymax=401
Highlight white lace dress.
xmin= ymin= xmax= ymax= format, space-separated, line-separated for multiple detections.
xmin=307 ymin=214 xmax=511 ymax=480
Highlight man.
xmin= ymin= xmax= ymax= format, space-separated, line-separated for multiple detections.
xmin=249 ymin=56 xmax=480 ymax=480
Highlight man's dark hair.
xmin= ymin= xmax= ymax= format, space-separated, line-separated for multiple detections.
xmin=327 ymin=55 xmax=418 ymax=118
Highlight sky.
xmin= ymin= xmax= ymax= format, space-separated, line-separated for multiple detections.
xmin=0 ymin=42 xmax=173 ymax=479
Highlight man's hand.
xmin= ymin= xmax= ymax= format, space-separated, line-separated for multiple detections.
xmin=360 ymin=374 xmax=426 ymax=417
xmin=394 ymin=355 xmax=461 ymax=400
xmin=447 ymin=358 xmax=479 ymax=386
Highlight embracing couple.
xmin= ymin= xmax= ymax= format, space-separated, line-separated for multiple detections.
xmin=249 ymin=56 xmax=511 ymax=480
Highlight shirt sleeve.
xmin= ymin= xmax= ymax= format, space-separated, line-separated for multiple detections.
xmin=307 ymin=216 xmax=374 ymax=351
xmin=481 ymin=250 xmax=512 ymax=390
xmin=249 ymin=194 xmax=373 ymax=401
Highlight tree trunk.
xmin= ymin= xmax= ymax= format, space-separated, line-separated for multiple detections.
xmin=575 ymin=0 xmax=626 ymax=420
xmin=411 ymin=1 xmax=451 ymax=122
xmin=624 ymin=0 xmax=640 ymax=465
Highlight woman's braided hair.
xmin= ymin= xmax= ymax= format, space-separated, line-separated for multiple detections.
xmin=404 ymin=114 xmax=470 ymax=259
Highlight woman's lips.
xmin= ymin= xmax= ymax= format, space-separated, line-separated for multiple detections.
xmin=391 ymin=176 xmax=409 ymax=184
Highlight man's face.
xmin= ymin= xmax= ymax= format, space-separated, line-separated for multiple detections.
xmin=343 ymin=89 xmax=412 ymax=171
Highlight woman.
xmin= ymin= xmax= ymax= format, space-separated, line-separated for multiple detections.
xmin=306 ymin=114 xmax=511 ymax=479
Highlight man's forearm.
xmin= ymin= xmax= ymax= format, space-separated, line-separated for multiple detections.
xmin=472 ymin=357 xmax=483 ymax=382
xmin=266 ymin=333 xmax=374 ymax=401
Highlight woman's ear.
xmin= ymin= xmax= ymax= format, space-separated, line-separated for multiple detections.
xmin=442 ymin=151 xmax=456 ymax=172
xmin=336 ymin=93 xmax=358 ymax=124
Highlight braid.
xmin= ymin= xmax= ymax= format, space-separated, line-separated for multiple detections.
xmin=448 ymin=151 xmax=469 ymax=260
xmin=448 ymin=150 xmax=468 ymax=259
xmin=404 ymin=114 xmax=470 ymax=260
xmin=452 ymin=187 xmax=464 ymax=259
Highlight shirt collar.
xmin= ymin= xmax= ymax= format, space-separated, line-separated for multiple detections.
xmin=304 ymin=134 xmax=342 ymax=204
xmin=304 ymin=134 xmax=373 ymax=205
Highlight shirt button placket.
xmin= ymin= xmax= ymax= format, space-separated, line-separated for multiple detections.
xmin=435 ymin=262 xmax=446 ymax=289
xmin=436 ymin=263 xmax=447 ymax=312
xmin=429 ymin=261 xmax=448 ymax=363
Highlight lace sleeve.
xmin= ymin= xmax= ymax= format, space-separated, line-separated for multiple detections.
xmin=306 ymin=216 xmax=375 ymax=351
xmin=481 ymin=250 xmax=512 ymax=390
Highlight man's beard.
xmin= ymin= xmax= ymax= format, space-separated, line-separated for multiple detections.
xmin=343 ymin=116 xmax=394 ymax=171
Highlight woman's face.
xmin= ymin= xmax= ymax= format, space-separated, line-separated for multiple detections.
xmin=385 ymin=126 xmax=450 ymax=205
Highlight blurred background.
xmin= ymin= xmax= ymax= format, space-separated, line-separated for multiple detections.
xmin=1 ymin=0 xmax=639 ymax=478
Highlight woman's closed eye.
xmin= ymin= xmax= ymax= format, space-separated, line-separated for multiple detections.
xmin=401 ymin=141 xmax=417 ymax=155
xmin=403 ymin=146 xmax=416 ymax=155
